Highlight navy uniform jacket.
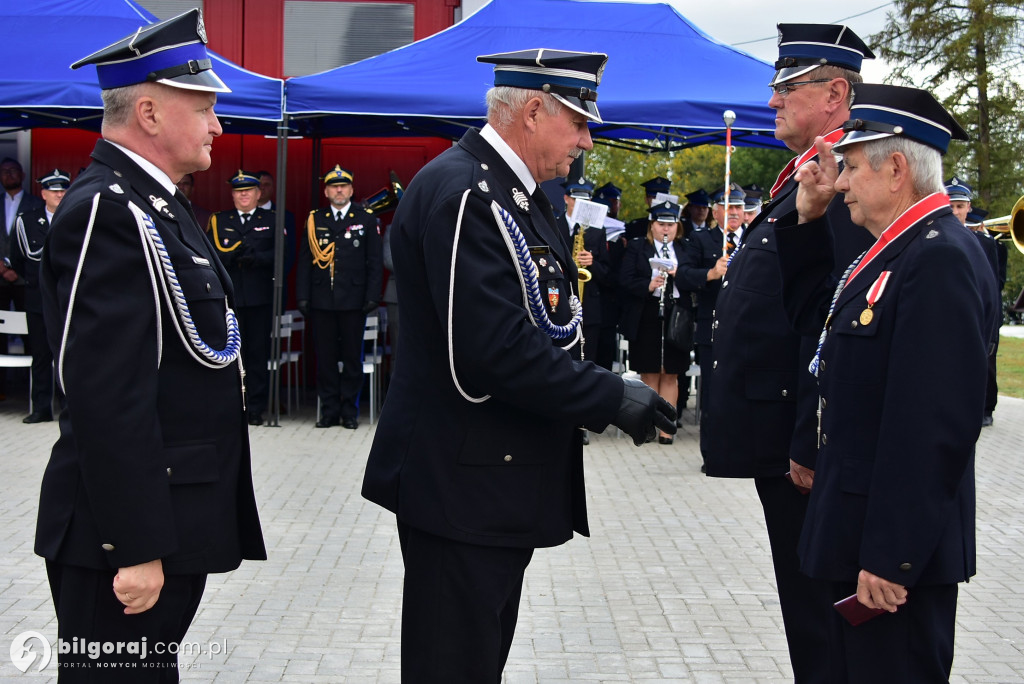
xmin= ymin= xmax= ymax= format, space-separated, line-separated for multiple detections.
xmin=9 ymin=206 xmax=50 ymax=313
xmin=362 ymin=128 xmax=623 ymax=549
xmin=704 ymin=168 xmax=873 ymax=478
xmin=207 ymin=207 xmax=277 ymax=307
xmin=776 ymin=204 xmax=998 ymax=585
xmin=1 ymin=193 xmax=43 ymax=280
xmin=35 ymin=140 xmax=266 ymax=575
xmin=677 ymin=226 xmax=725 ymax=346
xmin=618 ymin=237 xmax=684 ymax=342
xmin=557 ymin=214 xmax=610 ymax=326
xmin=296 ymin=203 xmax=383 ymax=311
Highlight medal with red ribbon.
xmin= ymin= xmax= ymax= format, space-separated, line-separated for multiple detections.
xmin=859 ymin=271 xmax=891 ymax=325
xmin=548 ymin=286 xmax=560 ymax=313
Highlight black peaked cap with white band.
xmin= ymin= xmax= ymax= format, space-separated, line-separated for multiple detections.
xmin=771 ymin=24 xmax=874 ymax=86
xmin=478 ymin=49 xmax=608 ymax=123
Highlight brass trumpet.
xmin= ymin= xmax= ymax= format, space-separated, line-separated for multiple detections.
xmin=984 ymin=195 xmax=1024 ymax=254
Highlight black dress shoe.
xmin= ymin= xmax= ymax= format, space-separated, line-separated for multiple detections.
xmin=341 ymin=417 xmax=359 ymax=430
xmin=658 ymin=435 xmax=673 ymax=445
xmin=23 ymin=411 xmax=53 ymax=424
xmin=982 ymin=415 xmax=994 ymax=427
xmin=316 ymin=416 xmax=340 ymax=428
xmin=248 ymin=413 xmax=264 ymax=426
xmin=700 ymin=463 xmax=707 ymax=474
xmin=581 ymin=430 xmax=590 ymax=445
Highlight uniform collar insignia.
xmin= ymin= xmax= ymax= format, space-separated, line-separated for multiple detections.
xmin=109 ymin=183 xmax=124 ymax=194
xmin=926 ymin=229 xmax=939 ymax=239
xmin=478 ymin=180 xmax=490 ymax=193
xmin=149 ymin=194 xmax=172 ymax=218
xmin=511 ymin=187 xmax=530 ymax=211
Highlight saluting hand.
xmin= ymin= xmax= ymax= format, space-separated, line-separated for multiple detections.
xmin=794 ymin=136 xmax=841 ymax=224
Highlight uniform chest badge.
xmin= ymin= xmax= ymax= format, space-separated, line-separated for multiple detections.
xmin=926 ymin=229 xmax=939 ymax=239
xmin=254 ymin=225 xmax=270 ymax=231
xmin=149 ymin=195 xmax=168 ymax=213
xmin=512 ymin=188 xmax=530 ymax=212
xmin=37 ymin=217 xmax=46 ymax=225
xmin=547 ymin=286 xmax=560 ymax=313
xmin=109 ymin=183 xmax=124 ymax=194
xmin=478 ymin=180 xmax=490 ymax=193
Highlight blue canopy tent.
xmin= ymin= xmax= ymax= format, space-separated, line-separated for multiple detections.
xmin=284 ymin=0 xmax=784 ymax=150
xmin=0 ymin=0 xmax=283 ymax=134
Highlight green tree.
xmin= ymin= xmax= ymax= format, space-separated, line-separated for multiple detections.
xmin=871 ymin=0 xmax=1024 ymax=211
xmin=586 ymin=143 xmax=790 ymax=221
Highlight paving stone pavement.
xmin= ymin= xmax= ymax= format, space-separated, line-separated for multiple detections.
xmin=1 ymin=382 xmax=1022 ymax=682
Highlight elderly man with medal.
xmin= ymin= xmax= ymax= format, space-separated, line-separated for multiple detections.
xmin=776 ymin=83 xmax=999 ymax=682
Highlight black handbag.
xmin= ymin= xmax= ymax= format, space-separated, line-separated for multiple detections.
xmin=665 ymin=301 xmax=694 ymax=352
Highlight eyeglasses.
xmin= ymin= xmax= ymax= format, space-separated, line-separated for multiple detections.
xmin=769 ymin=79 xmax=831 ymax=97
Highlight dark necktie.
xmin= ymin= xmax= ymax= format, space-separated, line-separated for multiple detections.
xmin=241 ymin=213 xmax=251 ymax=225
xmin=726 ymin=231 xmax=737 ymax=255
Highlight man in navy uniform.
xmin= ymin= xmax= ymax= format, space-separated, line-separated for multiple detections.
xmin=625 ymin=175 xmax=672 ymax=239
xmin=679 ymin=188 xmax=711 ymax=238
xmin=559 ymin=177 xmax=610 ymax=366
xmin=742 ymin=183 xmax=764 ymax=225
xmin=779 ymin=82 xmax=997 ymax=683
xmin=593 ymin=181 xmax=622 ymax=219
xmin=702 ymin=24 xmax=876 ymax=682
xmin=362 ymin=48 xmax=676 ymax=680
xmin=207 ymin=170 xmax=277 ymax=426
xmin=0 ymin=157 xmax=44 ymax=401
xmin=9 ymin=169 xmax=69 ymax=423
xmin=297 ymin=165 xmax=382 ymax=429
xmin=593 ymin=181 xmax=626 ymax=372
xmin=36 ymin=10 xmax=265 ymax=680
xmin=958 ymin=194 xmax=1006 ymax=427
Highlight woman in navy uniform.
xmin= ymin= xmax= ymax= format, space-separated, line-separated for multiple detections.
xmin=296 ymin=165 xmax=383 ymax=429
xmin=778 ymin=83 xmax=998 ymax=683
xmin=10 ymin=169 xmax=69 ymax=423
xmin=619 ymin=200 xmax=688 ymax=444
xmin=207 ymin=170 xmax=277 ymax=426
xmin=362 ymin=49 xmax=675 ymax=681
xmin=35 ymin=11 xmax=265 ymax=680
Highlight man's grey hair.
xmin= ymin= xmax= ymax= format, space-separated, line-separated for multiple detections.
xmin=861 ymin=136 xmax=945 ymax=197
xmin=101 ymin=84 xmax=145 ymax=130
xmin=485 ymin=86 xmax=562 ymax=130
xmin=811 ymin=65 xmax=862 ymax=108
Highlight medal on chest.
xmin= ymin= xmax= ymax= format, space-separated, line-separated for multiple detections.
xmin=859 ymin=270 xmax=891 ymax=326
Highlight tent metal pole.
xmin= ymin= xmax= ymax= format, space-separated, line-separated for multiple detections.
xmin=268 ymin=115 xmax=289 ymax=427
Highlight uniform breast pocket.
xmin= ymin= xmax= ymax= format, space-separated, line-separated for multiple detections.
xmin=163 ymin=441 xmax=221 ymax=485
xmin=829 ymin=302 xmax=886 ymax=384
xmin=734 ymin=243 xmax=781 ymax=296
xmin=176 ymin=263 xmax=227 ymax=302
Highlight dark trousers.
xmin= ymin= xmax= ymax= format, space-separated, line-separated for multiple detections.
xmin=985 ymin=338 xmax=998 ymax=415
xmin=46 ymin=561 xmax=206 ymax=683
xmin=824 ymin=580 xmax=957 ymax=683
xmin=582 ymin=322 xmax=600 ymax=363
xmin=237 ymin=303 xmax=272 ymax=416
xmin=312 ymin=308 xmax=365 ymax=420
xmin=755 ymin=476 xmax=834 ymax=683
xmin=696 ymin=342 xmax=712 ymax=462
xmin=0 ymin=282 xmax=25 ymax=394
xmin=397 ymin=521 xmax=533 ymax=682
xmin=27 ymin=310 xmax=54 ymax=414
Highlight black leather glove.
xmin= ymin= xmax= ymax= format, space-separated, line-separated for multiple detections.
xmin=297 ymin=300 xmax=310 ymax=318
xmin=362 ymin=300 xmax=379 ymax=314
xmin=613 ymin=378 xmax=678 ymax=446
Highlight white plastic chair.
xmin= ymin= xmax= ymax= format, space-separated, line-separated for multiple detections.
xmin=267 ymin=313 xmax=303 ymax=416
xmin=0 ymin=311 xmax=33 ymax=411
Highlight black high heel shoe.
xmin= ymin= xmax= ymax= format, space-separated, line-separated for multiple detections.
xmin=658 ymin=435 xmax=673 ymax=445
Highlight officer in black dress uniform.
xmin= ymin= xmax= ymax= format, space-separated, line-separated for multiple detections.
xmin=742 ymin=183 xmax=764 ymax=225
xmin=678 ymin=183 xmax=745 ymax=464
xmin=679 ymin=188 xmax=711 ymax=238
xmin=777 ymin=82 xmax=996 ymax=684
xmin=36 ymin=11 xmax=266 ymax=680
xmin=624 ymin=175 xmax=672 ymax=240
xmin=558 ymin=177 xmax=610 ymax=364
xmin=593 ymin=181 xmax=626 ymax=372
xmin=361 ymin=48 xmax=676 ymax=680
xmin=208 ymin=170 xmax=277 ymax=426
xmin=702 ymin=25 xmax=876 ymax=683
xmin=953 ymin=181 xmax=1006 ymax=426
xmin=9 ymin=169 xmax=69 ymax=423
xmin=297 ymin=165 xmax=382 ymax=429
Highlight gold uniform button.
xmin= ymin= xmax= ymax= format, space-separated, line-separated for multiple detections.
xmin=504 ymin=454 xmax=512 ymax=462
xmin=101 ymin=543 xmax=115 ymax=551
